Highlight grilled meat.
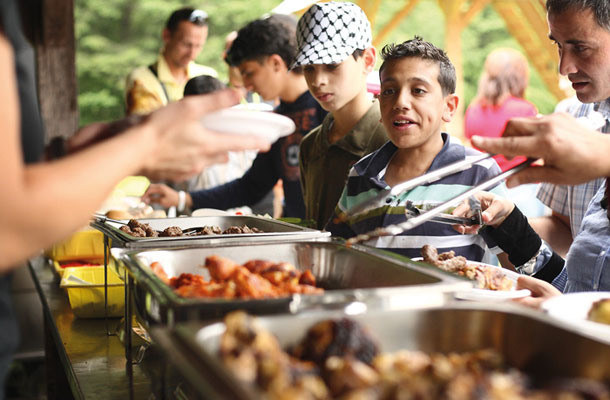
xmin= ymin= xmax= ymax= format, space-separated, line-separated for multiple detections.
xmin=421 ymin=244 xmax=513 ymax=291
xmin=149 ymin=255 xmax=322 ymax=300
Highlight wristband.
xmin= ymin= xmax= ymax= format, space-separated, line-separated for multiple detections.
xmin=177 ymin=190 xmax=186 ymax=213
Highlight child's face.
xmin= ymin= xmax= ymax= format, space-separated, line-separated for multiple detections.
xmin=303 ymin=54 xmax=370 ymax=112
xmin=237 ymin=56 xmax=283 ymax=101
xmin=378 ymin=57 xmax=457 ymax=150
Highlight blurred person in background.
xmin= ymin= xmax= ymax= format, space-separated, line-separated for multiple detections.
xmin=125 ymin=7 xmax=217 ymax=115
xmin=464 ymin=48 xmax=547 ymax=219
xmin=143 ymin=14 xmax=327 ymax=219
xmin=0 ymin=0 xmax=269 ymax=394
xmin=179 ymin=75 xmax=273 ymax=215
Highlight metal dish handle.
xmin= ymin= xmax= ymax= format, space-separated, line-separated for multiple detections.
xmin=289 ymin=292 xmax=369 ymax=314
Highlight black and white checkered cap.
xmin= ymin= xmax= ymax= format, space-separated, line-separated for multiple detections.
xmin=291 ymin=2 xmax=372 ymax=69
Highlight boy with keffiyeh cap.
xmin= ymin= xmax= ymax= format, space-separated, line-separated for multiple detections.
xmin=294 ymin=2 xmax=387 ymax=229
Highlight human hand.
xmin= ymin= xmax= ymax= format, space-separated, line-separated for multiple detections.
xmin=471 ymin=112 xmax=610 ymax=188
xmin=141 ymin=183 xmax=179 ymax=208
xmin=512 ymin=275 xmax=562 ymax=309
xmin=452 ymin=192 xmax=515 ymax=234
xmin=138 ymin=89 xmax=270 ymax=182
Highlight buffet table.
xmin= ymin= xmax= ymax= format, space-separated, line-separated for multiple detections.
xmin=28 ymin=256 xmax=158 ymax=400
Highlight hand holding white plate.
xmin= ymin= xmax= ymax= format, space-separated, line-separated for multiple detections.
xmin=542 ymin=292 xmax=610 ymax=339
xmin=201 ymin=107 xmax=295 ymax=143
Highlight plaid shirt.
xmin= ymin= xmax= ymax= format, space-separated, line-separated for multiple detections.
xmin=546 ymin=99 xmax=610 ymax=290
xmin=537 ymin=99 xmax=610 ymax=237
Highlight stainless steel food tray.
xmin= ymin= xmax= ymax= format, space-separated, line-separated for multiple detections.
xmin=91 ymin=215 xmax=330 ymax=249
xmin=150 ymin=302 xmax=610 ymax=399
xmin=117 ymin=240 xmax=470 ymax=325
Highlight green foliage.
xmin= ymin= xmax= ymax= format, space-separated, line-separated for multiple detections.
xmin=75 ymin=0 xmax=557 ymax=126
xmin=75 ymin=0 xmax=279 ymax=125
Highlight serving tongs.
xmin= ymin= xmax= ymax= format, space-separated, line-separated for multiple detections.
xmin=93 ymin=213 xmax=129 ymax=225
xmin=344 ymin=156 xmax=536 ymax=246
xmin=404 ymin=199 xmax=482 ymax=227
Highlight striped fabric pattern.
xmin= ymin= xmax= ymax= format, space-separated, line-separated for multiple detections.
xmin=537 ymin=99 xmax=610 ymax=237
xmin=326 ymin=134 xmax=507 ymax=262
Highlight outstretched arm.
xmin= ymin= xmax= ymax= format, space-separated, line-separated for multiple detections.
xmin=0 ymin=34 xmax=269 ymax=271
xmin=471 ymin=113 xmax=610 ymax=187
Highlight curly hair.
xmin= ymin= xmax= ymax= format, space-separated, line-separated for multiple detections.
xmin=379 ymin=36 xmax=456 ymax=96
xmin=546 ymin=0 xmax=610 ymax=31
xmin=226 ymin=14 xmax=298 ymax=70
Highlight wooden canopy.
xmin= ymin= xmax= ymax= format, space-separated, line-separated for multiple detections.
xmin=22 ymin=0 xmax=558 ymax=142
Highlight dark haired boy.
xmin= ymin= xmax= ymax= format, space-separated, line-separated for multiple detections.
xmin=293 ymin=2 xmax=388 ymax=229
xmin=142 ymin=14 xmax=326 ymax=218
xmin=183 ymin=74 xmax=226 ymax=96
xmin=125 ymin=7 xmax=217 ymax=115
xmin=326 ymin=37 xmax=508 ymax=264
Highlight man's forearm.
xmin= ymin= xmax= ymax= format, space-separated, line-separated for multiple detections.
xmin=528 ymin=214 xmax=572 ymax=258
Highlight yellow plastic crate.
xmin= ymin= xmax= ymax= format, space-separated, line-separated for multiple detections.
xmin=46 ymin=228 xmax=106 ymax=262
xmin=60 ymin=264 xmax=125 ymax=318
xmin=53 ymin=258 xmax=105 ymax=278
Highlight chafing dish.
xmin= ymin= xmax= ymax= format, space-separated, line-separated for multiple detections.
xmin=91 ymin=215 xmax=330 ymax=249
xmin=150 ymin=302 xmax=610 ymax=399
xmin=116 ymin=240 xmax=470 ymax=326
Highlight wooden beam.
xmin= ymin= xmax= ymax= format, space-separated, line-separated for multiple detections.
xmin=372 ymin=0 xmax=421 ymax=48
xmin=33 ymin=0 xmax=79 ymax=139
xmin=369 ymin=0 xmax=384 ymax=32
xmin=493 ymin=1 xmax=562 ymax=101
xmin=460 ymin=0 xmax=491 ymax=27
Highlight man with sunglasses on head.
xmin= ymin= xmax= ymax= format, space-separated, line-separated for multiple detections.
xmin=125 ymin=7 xmax=217 ymax=115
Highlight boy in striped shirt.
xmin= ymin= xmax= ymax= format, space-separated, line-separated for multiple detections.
xmin=326 ymin=37 xmax=508 ymax=264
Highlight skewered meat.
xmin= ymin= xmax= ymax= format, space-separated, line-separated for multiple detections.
xmin=223 ymin=225 xmax=263 ymax=234
xmin=291 ymin=318 xmax=379 ymax=367
xmin=150 ymin=255 xmax=323 ymax=300
xmin=220 ymin=311 xmax=328 ymax=399
xmin=117 ymin=219 xmax=263 ymax=238
xmin=159 ymin=226 xmax=182 ymax=237
xmin=421 ymin=244 xmax=513 ymax=291
xmin=119 ymin=219 xmax=158 ymax=237
xmin=219 ymin=313 xmax=610 ymax=400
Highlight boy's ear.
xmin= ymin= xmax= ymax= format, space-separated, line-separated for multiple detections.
xmin=268 ymin=54 xmax=287 ymax=72
xmin=442 ymin=94 xmax=459 ymax=123
xmin=362 ymin=47 xmax=377 ymax=74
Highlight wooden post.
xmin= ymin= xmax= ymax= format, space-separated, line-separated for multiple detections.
xmin=20 ymin=0 xmax=79 ymax=141
xmin=438 ymin=0 xmax=490 ymax=143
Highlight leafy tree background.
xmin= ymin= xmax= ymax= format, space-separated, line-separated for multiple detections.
xmin=75 ymin=0 xmax=558 ymax=126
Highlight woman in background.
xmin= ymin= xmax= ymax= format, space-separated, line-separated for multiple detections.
xmin=464 ymin=48 xmax=545 ymax=218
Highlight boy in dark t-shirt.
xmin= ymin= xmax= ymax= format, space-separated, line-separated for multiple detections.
xmin=142 ymin=15 xmax=327 ymax=218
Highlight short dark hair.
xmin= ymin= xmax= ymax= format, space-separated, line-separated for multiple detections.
xmin=379 ymin=36 xmax=456 ymax=96
xmin=184 ymin=75 xmax=226 ymax=96
xmin=546 ymin=0 xmax=610 ymax=30
xmin=225 ymin=14 xmax=298 ymax=71
xmin=165 ymin=8 xmax=209 ymax=34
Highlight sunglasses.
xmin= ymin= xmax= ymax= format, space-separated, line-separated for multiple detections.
xmin=189 ymin=9 xmax=208 ymax=25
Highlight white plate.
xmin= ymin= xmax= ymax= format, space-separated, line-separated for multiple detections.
xmin=201 ymin=108 xmax=295 ymax=143
xmin=542 ymin=292 xmax=610 ymax=337
xmin=412 ymin=257 xmax=531 ymax=302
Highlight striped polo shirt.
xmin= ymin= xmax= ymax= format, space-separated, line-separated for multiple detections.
xmin=326 ymin=133 xmax=507 ymax=262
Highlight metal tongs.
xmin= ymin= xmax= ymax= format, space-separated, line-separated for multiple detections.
xmin=344 ymin=155 xmax=536 ymax=246
xmin=404 ymin=198 xmax=482 ymax=227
